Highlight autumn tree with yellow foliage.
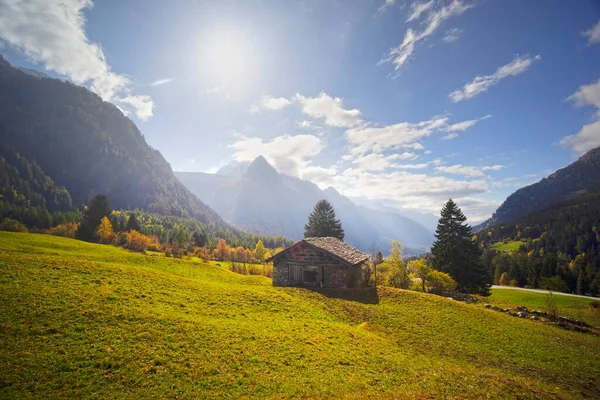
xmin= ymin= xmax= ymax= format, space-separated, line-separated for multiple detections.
xmin=95 ymin=216 xmax=114 ymax=244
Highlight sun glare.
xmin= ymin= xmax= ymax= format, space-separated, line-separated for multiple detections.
xmin=199 ymin=28 xmax=259 ymax=96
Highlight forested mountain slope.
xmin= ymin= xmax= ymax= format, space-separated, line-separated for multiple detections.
xmin=481 ymin=187 xmax=600 ymax=294
xmin=476 ymin=146 xmax=600 ymax=231
xmin=0 ymin=144 xmax=77 ymax=228
xmin=0 ymin=56 xmax=222 ymax=226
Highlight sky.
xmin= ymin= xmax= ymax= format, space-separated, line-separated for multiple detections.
xmin=1 ymin=0 xmax=599 ymax=222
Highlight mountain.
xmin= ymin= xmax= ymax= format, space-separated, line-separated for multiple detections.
xmin=16 ymin=67 xmax=50 ymax=79
xmin=350 ymin=196 xmax=440 ymax=232
xmin=476 ymin=146 xmax=600 ymax=231
xmin=480 ymin=186 xmax=600 ymax=295
xmin=0 ymin=55 xmax=224 ymax=226
xmin=175 ymin=157 xmax=434 ymax=254
xmin=0 ymin=144 xmax=76 ymax=228
xmin=215 ymin=160 xmax=251 ymax=177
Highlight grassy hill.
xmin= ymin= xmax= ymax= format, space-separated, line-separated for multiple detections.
xmin=1 ymin=232 xmax=599 ymax=398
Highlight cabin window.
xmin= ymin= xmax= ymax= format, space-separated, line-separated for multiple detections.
xmin=303 ymin=269 xmax=318 ymax=283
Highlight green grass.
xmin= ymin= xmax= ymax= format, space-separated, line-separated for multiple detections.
xmin=486 ymin=288 xmax=600 ymax=327
xmin=490 ymin=239 xmax=539 ymax=252
xmin=1 ymin=232 xmax=599 ymax=399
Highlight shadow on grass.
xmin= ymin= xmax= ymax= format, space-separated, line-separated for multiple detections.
xmin=310 ymin=287 xmax=380 ymax=305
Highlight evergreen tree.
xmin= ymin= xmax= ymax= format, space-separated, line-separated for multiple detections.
xmin=192 ymin=231 xmax=207 ymax=247
xmin=76 ymin=194 xmax=111 ymax=242
xmin=431 ymin=199 xmax=491 ymax=295
xmin=304 ymin=200 xmax=345 ymax=240
xmin=125 ymin=213 xmax=140 ymax=232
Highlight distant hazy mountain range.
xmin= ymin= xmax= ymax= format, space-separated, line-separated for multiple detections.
xmin=175 ymin=156 xmax=435 ymax=254
xmin=475 ymin=146 xmax=600 ymax=231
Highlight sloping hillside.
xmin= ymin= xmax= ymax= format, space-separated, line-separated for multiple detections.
xmin=477 ymin=146 xmax=600 ymax=230
xmin=1 ymin=232 xmax=598 ymax=398
xmin=0 ymin=56 xmax=222 ymax=225
xmin=175 ymin=156 xmax=434 ymax=253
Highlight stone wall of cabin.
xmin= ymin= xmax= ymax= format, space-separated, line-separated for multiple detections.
xmin=272 ymin=242 xmax=361 ymax=288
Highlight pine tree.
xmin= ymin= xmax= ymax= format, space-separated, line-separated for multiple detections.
xmin=576 ymin=269 xmax=585 ymax=295
xmin=431 ymin=199 xmax=491 ymax=295
xmin=76 ymin=194 xmax=111 ymax=242
xmin=304 ymin=200 xmax=345 ymax=240
xmin=125 ymin=213 xmax=140 ymax=232
xmin=192 ymin=231 xmax=207 ymax=248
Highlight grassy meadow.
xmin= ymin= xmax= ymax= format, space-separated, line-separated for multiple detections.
xmin=1 ymin=231 xmax=599 ymax=399
xmin=486 ymin=288 xmax=600 ymax=327
xmin=490 ymin=239 xmax=539 ymax=252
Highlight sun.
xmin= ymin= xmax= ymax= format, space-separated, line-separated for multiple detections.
xmin=199 ymin=27 xmax=259 ymax=96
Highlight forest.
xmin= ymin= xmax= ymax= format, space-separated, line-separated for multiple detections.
xmin=481 ymin=187 xmax=600 ymax=296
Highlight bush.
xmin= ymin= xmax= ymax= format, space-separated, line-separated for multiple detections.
xmin=388 ymin=266 xmax=411 ymax=289
xmin=147 ymin=243 xmax=161 ymax=252
xmin=123 ymin=230 xmax=152 ymax=252
xmin=428 ymin=270 xmax=457 ymax=295
xmin=49 ymin=222 xmax=79 ymax=238
xmin=1 ymin=218 xmax=28 ymax=232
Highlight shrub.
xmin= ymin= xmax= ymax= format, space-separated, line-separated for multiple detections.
xmin=1 ymin=218 xmax=28 ymax=232
xmin=123 ymin=230 xmax=152 ymax=252
xmin=545 ymin=293 xmax=558 ymax=320
xmin=147 ymin=243 xmax=161 ymax=252
xmin=49 ymin=222 xmax=79 ymax=238
xmin=428 ymin=270 xmax=457 ymax=295
xmin=388 ymin=266 xmax=411 ymax=289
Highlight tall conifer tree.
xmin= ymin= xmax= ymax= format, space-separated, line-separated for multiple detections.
xmin=125 ymin=213 xmax=140 ymax=232
xmin=304 ymin=200 xmax=345 ymax=240
xmin=431 ymin=199 xmax=490 ymax=295
xmin=76 ymin=194 xmax=112 ymax=242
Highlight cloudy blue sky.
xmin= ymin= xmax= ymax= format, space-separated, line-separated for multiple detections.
xmin=1 ymin=0 xmax=599 ymax=222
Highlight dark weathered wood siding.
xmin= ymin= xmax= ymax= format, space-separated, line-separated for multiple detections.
xmin=272 ymin=242 xmax=361 ymax=288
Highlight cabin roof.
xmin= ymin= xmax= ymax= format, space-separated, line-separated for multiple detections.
xmin=266 ymin=237 xmax=369 ymax=266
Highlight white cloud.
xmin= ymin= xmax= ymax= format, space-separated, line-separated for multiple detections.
xmin=441 ymin=115 xmax=491 ymax=139
xmin=298 ymin=120 xmax=314 ymax=128
xmin=0 ymin=0 xmax=153 ymax=120
xmin=350 ymin=152 xmax=419 ymax=171
xmin=582 ymin=20 xmax=600 ymax=45
xmin=295 ymin=92 xmax=362 ymax=127
xmin=151 ymin=78 xmax=172 ymax=87
xmin=377 ymin=0 xmax=396 ymax=14
xmin=406 ymin=0 xmax=434 ymax=22
xmin=449 ymin=54 xmax=541 ymax=102
xmin=345 ymin=114 xmax=486 ymax=155
xmin=118 ymin=95 xmax=154 ymax=121
xmin=443 ymin=28 xmax=462 ymax=43
xmin=229 ymin=133 xmax=325 ymax=177
xmin=308 ymin=167 xmax=492 ymax=221
xmin=250 ymin=95 xmax=292 ymax=113
xmin=560 ymin=79 xmax=600 ymax=155
xmin=560 ymin=120 xmax=600 ymax=156
xmin=567 ymin=79 xmax=600 ymax=115
xmin=442 ymin=133 xmax=459 ymax=140
xmin=435 ymin=164 xmax=504 ymax=177
xmin=380 ymin=0 xmax=473 ymax=73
